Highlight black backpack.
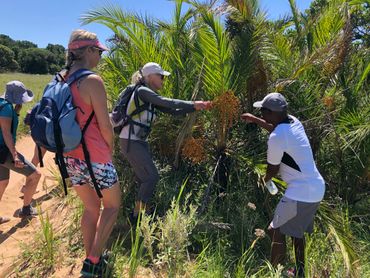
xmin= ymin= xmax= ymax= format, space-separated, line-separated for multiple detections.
xmin=111 ymin=84 xmax=151 ymax=135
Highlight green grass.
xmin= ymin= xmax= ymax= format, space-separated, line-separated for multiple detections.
xmin=0 ymin=72 xmax=52 ymax=134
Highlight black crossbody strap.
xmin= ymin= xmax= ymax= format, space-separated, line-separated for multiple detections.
xmin=80 ymin=111 xmax=103 ymax=198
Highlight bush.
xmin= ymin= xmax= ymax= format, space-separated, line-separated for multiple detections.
xmin=0 ymin=44 xmax=19 ymax=72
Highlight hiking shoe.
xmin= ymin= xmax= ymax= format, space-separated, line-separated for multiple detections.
xmin=100 ymin=250 xmax=112 ymax=264
xmin=80 ymin=258 xmax=104 ymax=278
xmin=0 ymin=216 xmax=11 ymax=225
xmin=19 ymin=205 xmax=38 ymax=217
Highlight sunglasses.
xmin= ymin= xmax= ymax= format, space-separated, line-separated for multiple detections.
xmin=156 ymin=74 xmax=165 ymax=80
xmin=91 ymin=47 xmax=103 ymax=56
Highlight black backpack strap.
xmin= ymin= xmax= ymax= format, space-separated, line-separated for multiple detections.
xmin=53 ymin=114 xmax=70 ymax=195
xmin=80 ymin=111 xmax=103 ymax=198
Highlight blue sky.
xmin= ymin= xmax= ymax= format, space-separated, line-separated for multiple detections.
xmin=0 ymin=0 xmax=312 ymax=48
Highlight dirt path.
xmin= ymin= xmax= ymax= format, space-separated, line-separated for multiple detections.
xmin=0 ymin=135 xmax=58 ymax=277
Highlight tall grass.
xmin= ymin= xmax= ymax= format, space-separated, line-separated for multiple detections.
xmin=18 ymin=207 xmax=60 ymax=277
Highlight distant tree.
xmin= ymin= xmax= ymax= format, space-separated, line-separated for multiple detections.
xmin=16 ymin=40 xmax=37 ymax=49
xmin=0 ymin=44 xmax=19 ymax=72
xmin=18 ymin=48 xmax=50 ymax=74
xmin=46 ymin=43 xmax=65 ymax=55
xmin=46 ymin=43 xmax=66 ymax=70
xmin=351 ymin=3 xmax=370 ymax=47
xmin=0 ymin=35 xmax=68 ymax=73
xmin=0 ymin=34 xmax=15 ymax=48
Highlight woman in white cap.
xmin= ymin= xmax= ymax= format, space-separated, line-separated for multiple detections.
xmin=0 ymin=81 xmax=41 ymax=223
xmin=119 ymin=62 xmax=212 ymax=224
xmin=62 ymin=29 xmax=121 ymax=277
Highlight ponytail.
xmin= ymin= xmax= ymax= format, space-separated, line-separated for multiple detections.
xmin=131 ymin=70 xmax=144 ymax=85
xmin=58 ymin=51 xmax=75 ymax=80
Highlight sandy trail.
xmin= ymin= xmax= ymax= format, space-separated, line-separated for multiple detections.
xmin=0 ymin=135 xmax=58 ymax=276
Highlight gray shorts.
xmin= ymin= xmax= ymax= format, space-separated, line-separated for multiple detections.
xmin=0 ymin=152 xmax=37 ymax=181
xmin=270 ymin=196 xmax=320 ymax=238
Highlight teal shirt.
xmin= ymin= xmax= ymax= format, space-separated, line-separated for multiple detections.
xmin=0 ymin=98 xmax=18 ymax=145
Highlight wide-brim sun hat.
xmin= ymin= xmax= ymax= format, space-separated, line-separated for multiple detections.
xmin=253 ymin=92 xmax=288 ymax=112
xmin=141 ymin=62 xmax=171 ymax=77
xmin=1 ymin=80 xmax=34 ymax=104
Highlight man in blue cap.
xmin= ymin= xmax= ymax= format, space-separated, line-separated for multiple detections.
xmin=0 ymin=81 xmax=41 ymax=224
xmin=242 ymin=92 xmax=325 ymax=277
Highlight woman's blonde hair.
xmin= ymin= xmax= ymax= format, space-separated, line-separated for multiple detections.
xmin=131 ymin=70 xmax=145 ymax=85
xmin=64 ymin=29 xmax=98 ymax=73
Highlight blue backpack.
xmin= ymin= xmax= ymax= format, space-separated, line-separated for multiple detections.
xmin=29 ymin=69 xmax=103 ymax=198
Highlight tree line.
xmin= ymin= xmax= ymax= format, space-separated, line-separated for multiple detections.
xmin=0 ymin=34 xmax=65 ymax=74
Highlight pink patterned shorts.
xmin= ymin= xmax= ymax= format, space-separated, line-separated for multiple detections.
xmin=64 ymin=156 xmax=118 ymax=190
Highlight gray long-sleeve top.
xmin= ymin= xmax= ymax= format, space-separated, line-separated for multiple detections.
xmin=136 ymin=86 xmax=196 ymax=115
xmin=119 ymin=85 xmax=196 ymax=141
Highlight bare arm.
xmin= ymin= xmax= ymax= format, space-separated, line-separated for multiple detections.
xmin=241 ymin=113 xmax=274 ymax=133
xmin=264 ymin=163 xmax=280 ymax=183
xmin=80 ymin=75 xmax=114 ymax=152
xmin=0 ymin=117 xmax=23 ymax=167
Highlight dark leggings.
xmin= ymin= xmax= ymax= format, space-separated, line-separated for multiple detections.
xmin=119 ymin=139 xmax=159 ymax=203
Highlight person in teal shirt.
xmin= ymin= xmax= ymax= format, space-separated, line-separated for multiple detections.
xmin=0 ymin=81 xmax=41 ymax=224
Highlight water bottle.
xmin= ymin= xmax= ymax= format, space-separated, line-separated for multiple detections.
xmin=265 ymin=180 xmax=278 ymax=195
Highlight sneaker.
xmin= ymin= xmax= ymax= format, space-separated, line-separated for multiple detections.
xmin=100 ymin=250 xmax=112 ymax=264
xmin=80 ymin=258 xmax=103 ymax=278
xmin=19 ymin=205 xmax=38 ymax=217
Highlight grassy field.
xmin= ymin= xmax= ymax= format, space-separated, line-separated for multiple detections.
xmin=0 ymin=72 xmax=52 ymax=134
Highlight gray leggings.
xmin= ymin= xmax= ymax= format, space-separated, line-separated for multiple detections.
xmin=119 ymin=139 xmax=159 ymax=203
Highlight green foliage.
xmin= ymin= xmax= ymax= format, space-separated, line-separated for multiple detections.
xmin=18 ymin=48 xmax=51 ymax=74
xmin=18 ymin=209 xmax=60 ymax=277
xmin=11 ymin=0 xmax=370 ymax=277
xmin=0 ymin=34 xmax=65 ymax=74
xmin=0 ymin=44 xmax=19 ymax=72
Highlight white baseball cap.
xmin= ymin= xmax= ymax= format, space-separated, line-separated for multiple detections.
xmin=141 ymin=62 xmax=171 ymax=77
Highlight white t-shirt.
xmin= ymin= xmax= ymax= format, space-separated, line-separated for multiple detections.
xmin=267 ymin=115 xmax=325 ymax=203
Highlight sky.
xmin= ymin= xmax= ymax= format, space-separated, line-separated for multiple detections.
xmin=0 ymin=0 xmax=313 ymax=48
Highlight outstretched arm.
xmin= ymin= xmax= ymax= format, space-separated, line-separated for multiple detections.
xmin=241 ymin=113 xmax=274 ymax=133
xmin=138 ymin=87 xmax=212 ymax=115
